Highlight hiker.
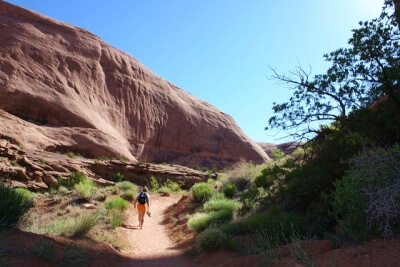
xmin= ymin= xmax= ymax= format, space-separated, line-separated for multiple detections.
xmin=134 ymin=187 xmax=150 ymax=229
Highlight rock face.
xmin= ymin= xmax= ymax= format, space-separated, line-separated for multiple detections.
xmin=0 ymin=138 xmax=210 ymax=191
xmin=0 ymin=1 xmax=270 ymax=169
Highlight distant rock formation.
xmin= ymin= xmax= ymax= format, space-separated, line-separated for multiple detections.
xmin=0 ymin=1 xmax=270 ymax=169
xmin=258 ymin=142 xmax=299 ymax=159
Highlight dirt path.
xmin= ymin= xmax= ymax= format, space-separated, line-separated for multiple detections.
xmin=117 ymin=194 xmax=195 ymax=266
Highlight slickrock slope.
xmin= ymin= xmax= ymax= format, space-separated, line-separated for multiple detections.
xmin=0 ymin=1 xmax=270 ymax=168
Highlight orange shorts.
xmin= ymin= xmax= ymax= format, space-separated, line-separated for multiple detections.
xmin=137 ymin=203 xmax=147 ymax=211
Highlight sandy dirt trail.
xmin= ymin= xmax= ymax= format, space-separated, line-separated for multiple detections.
xmin=117 ymin=194 xmax=195 ymax=267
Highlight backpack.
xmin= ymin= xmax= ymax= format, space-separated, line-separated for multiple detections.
xmin=138 ymin=192 xmax=148 ymax=204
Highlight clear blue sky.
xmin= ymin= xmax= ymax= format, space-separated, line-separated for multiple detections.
xmin=6 ymin=0 xmax=384 ymax=143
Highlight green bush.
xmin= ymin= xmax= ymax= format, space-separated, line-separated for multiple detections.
xmin=238 ymin=186 xmax=263 ymax=215
xmin=203 ymin=198 xmax=239 ymax=214
xmin=15 ymin=188 xmax=36 ymax=200
xmin=105 ymin=197 xmax=129 ymax=212
xmin=271 ymin=149 xmax=285 ymax=160
xmin=46 ymin=212 xmax=99 ymax=238
xmin=223 ymin=183 xmax=237 ymax=198
xmin=74 ymin=179 xmax=95 ymax=200
xmin=226 ymin=161 xmax=265 ymax=191
xmin=120 ymin=190 xmax=135 ymax=201
xmin=116 ymin=181 xmax=137 ymax=201
xmin=105 ymin=197 xmax=129 ymax=228
xmin=116 ymin=181 xmax=135 ymax=191
xmin=111 ymin=172 xmax=124 ymax=182
xmin=109 ymin=213 xmax=124 ymax=228
xmin=188 ymin=210 xmax=233 ymax=232
xmin=163 ymin=179 xmax=182 ymax=192
xmin=221 ymin=212 xmax=304 ymax=239
xmin=196 ymin=228 xmax=227 ymax=252
xmin=150 ymin=176 xmax=160 ymax=192
xmin=103 ymin=185 xmax=117 ymax=194
xmin=58 ymin=171 xmax=87 ymax=189
xmin=254 ymin=165 xmax=286 ymax=189
xmin=70 ymin=213 xmax=100 ymax=238
xmin=190 ymin=182 xmax=213 ymax=203
xmin=0 ymin=183 xmax=34 ymax=228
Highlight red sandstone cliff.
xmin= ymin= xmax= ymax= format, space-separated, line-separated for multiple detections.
xmin=0 ymin=1 xmax=270 ymax=168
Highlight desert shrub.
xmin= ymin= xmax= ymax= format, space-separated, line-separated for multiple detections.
xmin=213 ymin=192 xmax=226 ymax=200
xmin=15 ymin=188 xmax=36 ymax=200
xmin=245 ymin=228 xmax=281 ymax=264
xmin=203 ymin=198 xmax=239 ymax=214
xmin=221 ymin=212 xmax=304 ymax=239
xmin=92 ymin=188 xmax=106 ymax=202
xmin=332 ymin=145 xmax=400 ymax=239
xmin=158 ymin=186 xmax=172 ymax=196
xmin=58 ymin=171 xmax=87 ymax=189
xmin=0 ymin=183 xmax=34 ymax=228
xmin=190 ymin=182 xmax=213 ymax=203
xmin=238 ymin=186 xmax=263 ymax=216
xmin=116 ymin=181 xmax=135 ymax=191
xmin=271 ymin=148 xmax=285 ymax=160
xmin=105 ymin=197 xmax=129 ymax=227
xmin=46 ymin=212 xmax=99 ymax=238
xmin=254 ymin=164 xmax=287 ymax=190
xmin=188 ymin=210 xmax=233 ymax=232
xmin=225 ymin=161 xmax=265 ymax=191
xmin=105 ymin=197 xmax=129 ymax=212
xmin=111 ymin=172 xmax=124 ymax=182
xmin=163 ymin=179 xmax=182 ymax=192
xmin=103 ymin=185 xmax=117 ymax=194
xmin=196 ymin=228 xmax=227 ymax=252
xmin=116 ymin=181 xmax=138 ymax=201
xmin=109 ymin=216 xmax=123 ymax=228
xmin=149 ymin=176 xmax=160 ymax=192
xmin=74 ymin=179 xmax=95 ymax=200
xmin=71 ymin=213 xmax=100 ymax=238
xmin=120 ymin=190 xmax=135 ymax=201
xmin=222 ymin=183 xmax=237 ymax=198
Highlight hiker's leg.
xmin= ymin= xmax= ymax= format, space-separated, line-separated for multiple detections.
xmin=137 ymin=210 xmax=141 ymax=226
xmin=139 ymin=211 xmax=145 ymax=229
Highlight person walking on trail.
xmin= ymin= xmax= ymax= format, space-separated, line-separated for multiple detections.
xmin=134 ymin=187 xmax=150 ymax=229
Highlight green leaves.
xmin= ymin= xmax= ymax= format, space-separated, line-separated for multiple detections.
xmin=267 ymin=3 xmax=400 ymax=142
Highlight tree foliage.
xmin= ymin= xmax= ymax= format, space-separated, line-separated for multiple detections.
xmin=267 ymin=1 xmax=400 ymax=142
xmin=259 ymin=1 xmax=400 ymax=239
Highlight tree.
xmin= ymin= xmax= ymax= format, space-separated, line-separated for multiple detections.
xmin=266 ymin=1 xmax=400 ymax=143
xmin=394 ymin=0 xmax=400 ymax=29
